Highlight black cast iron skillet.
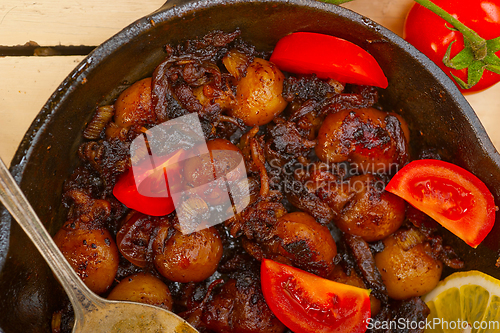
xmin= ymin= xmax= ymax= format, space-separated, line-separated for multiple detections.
xmin=1 ymin=0 xmax=500 ymax=332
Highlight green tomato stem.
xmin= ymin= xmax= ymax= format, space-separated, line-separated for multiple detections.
xmin=413 ymin=0 xmax=487 ymax=59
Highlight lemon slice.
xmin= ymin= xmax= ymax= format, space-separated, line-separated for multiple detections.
xmin=423 ymin=270 xmax=500 ymax=333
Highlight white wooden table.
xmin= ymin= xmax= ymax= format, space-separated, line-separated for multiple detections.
xmin=1 ymin=0 xmax=499 ymax=166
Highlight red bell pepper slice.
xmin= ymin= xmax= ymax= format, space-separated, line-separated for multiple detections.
xmin=260 ymin=259 xmax=371 ymax=333
xmin=270 ymin=32 xmax=388 ymax=88
xmin=385 ymin=159 xmax=497 ymax=248
xmin=113 ymin=149 xmax=184 ymax=216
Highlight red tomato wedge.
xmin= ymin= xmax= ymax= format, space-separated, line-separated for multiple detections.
xmin=113 ymin=150 xmax=184 ymax=216
xmin=260 ymin=259 xmax=371 ymax=333
xmin=269 ymin=32 xmax=388 ymax=88
xmin=113 ymin=167 xmax=175 ymax=216
xmin=385 ymin=159 xmax=497 ymax=248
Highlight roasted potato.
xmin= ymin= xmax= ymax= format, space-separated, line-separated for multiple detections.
xmin=107 ymin=273 xmax=173 ymax=310
xmin=334 ymin=174 xmax=406 ymax=242
xmin=115 ymin=212 xmax=163 ymax=268
xmin=153 ymin=227 xmax=223 ymax=283
xmin=113 ymin=77 xmax=156 ymax=128
xmin=53 ymin=222 xmax=119 ymax=294
xmin=228 ymin=58 xmax=287 ymax=126
xmin=315 ymin=107 xmax=409 ymax=174
xmin=375 ymin=229 xmax=443 ymax=300
xmin=245 ymin=212 xmax=337 ymax=277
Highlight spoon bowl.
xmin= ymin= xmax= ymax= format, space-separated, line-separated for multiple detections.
xmin=0 ymin=157 xmax=198 ymax=333
xmin=72 ymin=299 xmax=197 ymax=333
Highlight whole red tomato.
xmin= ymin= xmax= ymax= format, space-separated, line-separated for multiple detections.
xmin=404 ymin=0 xmax=500 ymax=93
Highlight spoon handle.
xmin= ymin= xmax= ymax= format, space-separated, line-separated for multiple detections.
xmin=0 ymin=157 xmax=102 ymax=315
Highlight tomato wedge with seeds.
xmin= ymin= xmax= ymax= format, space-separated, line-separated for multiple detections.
xmin=385 ymin=159 xmax=496 ymax=248
xmin=260 ymin=259 xmax=371 ymax=333
xmin=270 ymin=32 xmax=388 ymax=88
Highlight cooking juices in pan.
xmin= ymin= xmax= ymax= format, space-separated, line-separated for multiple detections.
xmin=51 ymin=30 xmax=484 ymax=333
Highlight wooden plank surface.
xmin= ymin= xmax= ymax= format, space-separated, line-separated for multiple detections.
xmin=0 ymin=56 xmax=84 ymax=163
xmin=1 ymin=0 xmax=499 ymax=167
xmin=0 ymin=0 xmax=165 ymax=46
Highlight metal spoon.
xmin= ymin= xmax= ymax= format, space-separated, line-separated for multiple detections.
xmin=0 ymin=157 xmax=198 ymax=333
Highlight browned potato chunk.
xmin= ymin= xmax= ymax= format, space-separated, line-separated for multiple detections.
xmin=315 ymin=107 xmax=409 ymax=173
xmin=153 ymin=227 xmax=223 ymax=283
xmin=107 ymin=273 xmax=173 ymax=310
xmin=335 ymin=174 xmax=406 ymax=242
xmin=53 ymin=222 xmax=119 ymax=294
xmin=201 ymin=276 xmax=286 ymax=333
xmin=228 ymin=58 xmax=287 ymax=126
xmin=275 ymin=212 xmax=337 ymax=276
xmin=183 ymin=138 xmax=245 ymax=205
xmin=115 ymin=212 xmax=161 ymax=268
xmin=250 ymin=212 xmax=337 ymax=277
xmin=114 ymin=77 xmax=156 ymax=128
xmin=375 ymin=229 xmax=443 ymax=300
